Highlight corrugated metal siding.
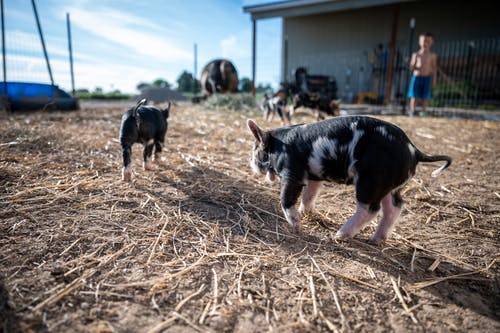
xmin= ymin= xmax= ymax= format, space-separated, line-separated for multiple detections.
xmin=282 ymin=0 xmax=500 ymax=102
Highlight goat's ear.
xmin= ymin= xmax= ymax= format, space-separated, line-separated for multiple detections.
xmin=247 ymin=119 xmax=264 ymax=143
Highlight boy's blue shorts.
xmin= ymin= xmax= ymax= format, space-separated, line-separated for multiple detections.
xmin=408 ymin=75 xmax=431 ymax=99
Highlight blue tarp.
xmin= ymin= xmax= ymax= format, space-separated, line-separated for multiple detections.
xmin=0 ymin=82 xmax=79 ymax=111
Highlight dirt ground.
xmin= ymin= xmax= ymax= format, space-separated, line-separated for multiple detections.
xmin=1 ymin=102 xmax=499 ymax=333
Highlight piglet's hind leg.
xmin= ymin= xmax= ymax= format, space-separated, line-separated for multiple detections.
xmin=153 ymin=141 xmax=164 ymax=163
xmin=121 ymin=145 xmax=133 ymax=181
xmin=143 ymin=142 xmax=155 ymax=170
xmin=335 ymin=203 xmax=378 ymax=240
xmin=369 ymin=192 xmax=402 ymax=245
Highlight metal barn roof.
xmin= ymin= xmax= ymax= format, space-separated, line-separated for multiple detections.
xmin=243 ymin=0 xmax=417 ymax=19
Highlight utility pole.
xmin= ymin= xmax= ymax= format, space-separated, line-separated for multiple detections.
xmin=193 ymin=43 xmax=197 ymax=94
xmin=251 ymin=18 xmax=256 ymax=96
xmin=66 ymin=13 xmax=75 ymax=95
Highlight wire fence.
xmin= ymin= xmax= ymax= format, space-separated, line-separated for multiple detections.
xmin=288 ymin=37 xmax=500 ymax=110
xmin=355 ymin=37 xmax=500 ymax=109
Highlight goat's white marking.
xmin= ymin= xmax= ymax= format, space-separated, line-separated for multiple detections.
xmin=146 ymin=138 xmax=155 ymax=145
xmin=308 ymin=137 xmax=338 ymax=177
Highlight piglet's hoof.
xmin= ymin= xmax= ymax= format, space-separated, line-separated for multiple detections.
xmin=334 ymin=231 xmax=353 ymax=242
xmin=143 ymin=161 xmax=155 ymax=171
xmin=152 ymin=155 xmax=165 ymax=163
xmin=122 ymin=167 xmax=133 ymax=182
xmin=368 ymin=236 xmax=386 ymax=246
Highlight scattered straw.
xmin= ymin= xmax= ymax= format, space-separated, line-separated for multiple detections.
xmin=390 ymin=277 xmax=418 ymax=324
xmin=1 ymin=104 xmax=498 ymax=332
xmin=407 ymin=259 xmax=496 ymax=291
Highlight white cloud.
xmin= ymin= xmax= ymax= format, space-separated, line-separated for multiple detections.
xmin=221 ymin=36 xmax=237 ymax=58
xmin=220 ymin=30 xmax=251 ymax=60
xmin=60 ymin=5 xmax=192 ymax=63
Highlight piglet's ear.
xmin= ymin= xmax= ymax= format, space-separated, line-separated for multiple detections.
xmin=247 ymin=119 xmax=264 ymax=143
xmin=163 ymin=101 xmax=171 ymax=119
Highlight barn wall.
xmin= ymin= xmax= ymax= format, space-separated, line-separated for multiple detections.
xmin=281 ymin=0 xmax=500 ymax=101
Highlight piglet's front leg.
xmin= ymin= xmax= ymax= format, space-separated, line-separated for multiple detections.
xmin=121 ymin=145 xmax=133 ymax=182
xmin=280 ymin=181 xmax=304 ymax=233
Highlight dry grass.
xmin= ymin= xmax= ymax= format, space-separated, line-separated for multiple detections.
xmin=0 ymin=102 xmax=499 ymax=332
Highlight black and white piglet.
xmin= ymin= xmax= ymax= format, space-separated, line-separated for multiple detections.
xmin=247 ymin=116 xmax=452 ymax=244
xmin=119 ymin=98 xmax=170 ymax=181
xmin=261 ymin=92 xmax=290 ymax=125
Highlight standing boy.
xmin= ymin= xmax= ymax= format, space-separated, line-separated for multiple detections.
xmin=408 ymin=32 xmax=437 ymax=116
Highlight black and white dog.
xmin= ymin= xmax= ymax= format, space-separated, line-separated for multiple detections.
xmin=119 ymin=99 xmax=170 ymax=181
xmin=247 ymin=116 xmax=452 ymax=244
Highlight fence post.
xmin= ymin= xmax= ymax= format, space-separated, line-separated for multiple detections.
xmin=384 ymin=4 xmax=399 ymax=106
xmin=465 ymin=41 xmax=475 ymax=106
xmin=31 ymin=0 xmax=54 ymax=86
xmin=0 ymin=0 xmax=8 ymax=112
xmin=402 ymin=18 xmax=415 ymax=114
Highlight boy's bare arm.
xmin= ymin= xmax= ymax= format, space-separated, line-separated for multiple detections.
xmin=409 ymin=52 xmax=417 ymax=71
xmin=431 ymin=53 xmax=437 ymax=85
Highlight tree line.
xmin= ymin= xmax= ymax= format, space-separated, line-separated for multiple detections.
xmin=75 ymin=70 xmax=273 ymax=99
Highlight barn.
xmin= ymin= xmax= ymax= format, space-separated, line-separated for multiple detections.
xmin=244 ymin=0 xmax=500 ymax=108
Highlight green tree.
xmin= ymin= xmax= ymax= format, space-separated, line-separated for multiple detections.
xmin=256 ymin=83 xmax=273 ymax=94
xmin=136 ymin=82 xmax=151 ymax=91
xmin=177 ymin=70 xmax=201 ymax=93
xmin=152 ymin=78 xmax=171 ymax=88
xmin=177 ymin=71 xmax=193 ymax=92
xmin=239 ymin=77 xmax=252 ymax=93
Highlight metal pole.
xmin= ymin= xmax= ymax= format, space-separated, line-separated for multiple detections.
xmin=402 ymin=17 xmax=415 ymax=114
xmin=465 ymin=41 xmax=475 ymax=106
xmin=283 ymin=35 xmax=288 ymax=85
xmin=66 ymin=13 xmax=75 ymax=95
xmin=384 ymin=4 xmax=399 ymax=105
xmin=0 ymin=0 xmax=8 ymax=111
xmin=193 ymin=43 xmax=197 ymax=94
xmin=31 ymin=0 xmax=54 ymax=85
xmin=1 ymin=0 xmax=6 ymax=92
xmin=251 ymin=18 xmax=256 ymax=96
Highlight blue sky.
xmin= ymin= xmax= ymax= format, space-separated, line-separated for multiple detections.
xmin=2 ymin=0 xmax=282 ymax=93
